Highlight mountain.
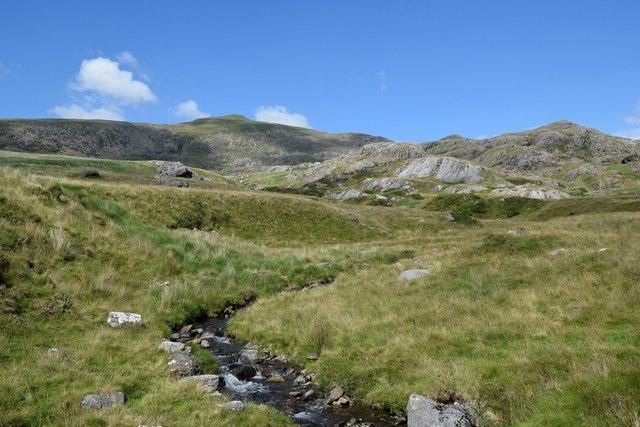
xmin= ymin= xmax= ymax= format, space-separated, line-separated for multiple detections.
xmin=0 ymin=115 xmax=389 ymax=174
xmin=242 ymin=120 xmax=640 ymax=199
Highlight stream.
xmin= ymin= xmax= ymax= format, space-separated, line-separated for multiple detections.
xmin=181 ymin=318 xmax=405 ymax=426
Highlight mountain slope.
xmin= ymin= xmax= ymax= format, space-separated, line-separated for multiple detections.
xmin=0 ymin=115 xmax=388 ymax=174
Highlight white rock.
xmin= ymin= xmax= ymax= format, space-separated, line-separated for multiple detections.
xmin=107 ymin=312 xmax=142 ymax=328
xmin=398 ymin=269 xmax=430 ymax=282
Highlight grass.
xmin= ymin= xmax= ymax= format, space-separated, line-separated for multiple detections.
xmin=1 ymin=153 xmax=640 ymax=426
xmin=231 ymin=213 xmax=640 ymax=425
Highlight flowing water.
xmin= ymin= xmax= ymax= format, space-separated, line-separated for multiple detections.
xmin=187 ymin=318 xmax=404 ymax=426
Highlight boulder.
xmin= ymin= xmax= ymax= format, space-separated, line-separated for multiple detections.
xmin=179 ymin=374 xmax=224 ymax=392
xmin=238 ymin=344 xmax=264 ymax=365
xmin=398 ymin=269 xmax=430 ymax=282
xmin=81 ymin=392 xmax=125 ymax=409
xmin=167 ymin=351 xmax=198 ymax=378
xmin=549 ymin=248 xmax=570 ymax=256
xmin=324 ymin=386 xmax=344 ymax=405
xmin=107 ymin=312 xmax=142 ymax=328
xmin=229 ymin=363 xmax=257 ymax=381
xmin=407 ymin=394 xmax=476 ymax=427
xmin=443 ymin=212 xmax=455 ymax=222
xmin=154 ymin=161 xmax=198 ymax=178
xmin=46 ymin=347 xmax=60 ymax=357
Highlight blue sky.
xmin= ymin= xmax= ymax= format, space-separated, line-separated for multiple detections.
xmin=1 ymin=1 xmax=639 ymax=141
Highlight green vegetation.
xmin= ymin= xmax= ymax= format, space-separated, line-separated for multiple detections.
xmin=1 ymin=152 xmax=640 ymax=426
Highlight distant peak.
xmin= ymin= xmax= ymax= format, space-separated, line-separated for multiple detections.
xmin=441 ymin=134 xmax=465 ymax=140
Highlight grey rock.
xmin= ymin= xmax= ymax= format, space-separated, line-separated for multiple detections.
xmin=490 ymin=185 xmax=569 ymax=200
xmin=154 ymin=161 xmax=193 ymax=178
xmin=549 ymin=248 xmax=570 ymax=256
xmin=166 ymin=350 xmax=197 ymax=378
xmin=325 ymin=189 xmax=365 ymax=201
xmin=229 ymin=364 xmax=257 ymax=380
xmin=397 ymin=156 xmax=485 ymax=184
xmin=107 ymin=312 xmax=142 ymax=328
xmin=219 ymin=400 xmax=244 ymax=411
xmin=362 ymin=177 xmax=415 ymax=192
xmin=303 ymin=390 xmax=316 ymax=401
xmin=398 ymin=269 xmax=430 ymax=282
xmin=307 ymin=352 xmax=319 ymax=361
xmin=324 ymin=386 xmax=344 ymax=405
xmin=359 ymin=142 xmax=426 ymax=162
xmin=444 ymin=185 xmax=487 ymax=194
xmin=266 ymin=374 xmax=285 ymax=383
xmin=47 ymin=347 xmax=60 ymax=357
xmin=179 ymin=374 xmax=224 ymax=392
xmin=443 ymin=212 xmax=455 ymax=222
xmin=407 ymin=394 xmax=476 ymax=427
xmin=238 ymin=344 xmax=264 ymax=364
xmin=159 ymin=340 xmax=188 ymax=354
xmin=200 ymin=339 xmax=211 ymax=348
xmin=81 ymin=392 xmax=125 ymax=409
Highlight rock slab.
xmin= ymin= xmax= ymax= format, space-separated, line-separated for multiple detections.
xmin=407 ymin=394 xmax=476 ymax=427
xmin=81 ymin=392 xmax=125 ymax=409
xmin=107 ymin=312 xmax=142 ymax=328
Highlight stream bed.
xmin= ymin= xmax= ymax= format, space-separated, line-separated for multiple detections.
xmin=183 ymin=318 xmax=405 ymax=426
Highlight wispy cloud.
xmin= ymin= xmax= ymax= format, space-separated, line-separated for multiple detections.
xmin=255 ymin=105 xmax=311 ymax=128
xmin=616 ymin=101 xmax=640 ymax=140
xmin=52 ymin=54 xmax=155 ymax=121
xmin=0 ymin=61 xmax=16 ymax=80
xmin=173 ymin=100 xmax=209 ymax=121
xmin=377 ymin=70 xmax=389 ymax=93
xmin=116 ymin=51 xmax=150 ymax=81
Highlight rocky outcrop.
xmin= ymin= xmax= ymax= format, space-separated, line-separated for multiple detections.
xmin=362 ymin=177 xmax=414 ymax=192
xmin=444 ymin=185 xmax=487 ymax=194
xmin=490 ymin=185 xmax=569 ymax=200
xmin=325 ymin=189 xmax=365 ymax=201
xmin=107 ymin=312 xmax=142 ymax=328
xmin=407 ymin=394 xmax=476 ymax=427
xmin=81 ymin=392 xmax=125 ymax=409
xmin=359 ymin=142 xmax=425 ymax=162
xmin=396 ymin=157 xmax=485 ymax=184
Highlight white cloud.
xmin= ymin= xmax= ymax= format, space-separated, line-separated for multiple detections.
xmin=174 ymin=100 xmax=209 ymax=120
xmin=71 ymin=57 xmax=156 ymax=104
xmin=255 ymin=105 xmax=311 ymax=128
xmin=51 ymin=104 xmax=123 ymax=121
xmin=0 ymin=62 xmax=15 ymax=80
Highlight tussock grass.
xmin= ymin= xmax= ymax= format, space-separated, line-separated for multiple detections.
xmin=231 ymin=212 xmax=640 ymax=425
xmin=2 ymin=158 xmax=640 ymax=426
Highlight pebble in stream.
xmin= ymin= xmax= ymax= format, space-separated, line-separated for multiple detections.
xmin=175 ymin=318 xmax=406 ymax=427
